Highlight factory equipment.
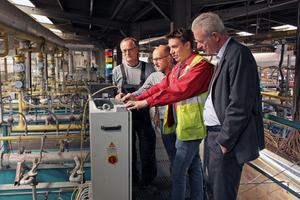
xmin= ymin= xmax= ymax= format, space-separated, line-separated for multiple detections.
xmin=89 ymin=98 xmax=131 ymax=200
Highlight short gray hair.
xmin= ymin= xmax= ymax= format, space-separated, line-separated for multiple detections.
xmin=192 ymin=12 xmax=227 ymax=38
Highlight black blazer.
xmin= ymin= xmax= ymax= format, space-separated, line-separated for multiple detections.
xmin=210 ymin=38 xmax=265 ymax=164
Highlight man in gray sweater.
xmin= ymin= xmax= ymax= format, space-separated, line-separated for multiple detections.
xmin=113 ymin=37 xmax=157 ymax=192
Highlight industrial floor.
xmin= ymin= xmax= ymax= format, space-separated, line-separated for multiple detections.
xmin=134 ymin=127 xmax=191 ymax=200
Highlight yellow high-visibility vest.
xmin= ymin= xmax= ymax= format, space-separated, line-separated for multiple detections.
xmin=163 ymin=54 xmax=213 ymax=141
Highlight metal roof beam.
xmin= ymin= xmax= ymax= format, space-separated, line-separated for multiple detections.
xmin=130 ymin=4 xmax=154 ymax=23
xmin=150 ymin=1 xmax=171 ymax=22
xmin=15 ymin=5 xmax=129 ymax=30
xmin=111 ymin=0 xmax=127 ymax=20
xmin=89 ymin=0 xmax=94 ymax=29
xmin=192 ymin=0 xmax=247 ymax=7
xmin=216 ymin=0 xmax=298 ymax=21
xmin=56 ymin=0 xmax=66 ymax=12
xmin=261 ymin=14 xmax=297 ymax=26
xmin=140 ymin=19 xmax=169 ymax=31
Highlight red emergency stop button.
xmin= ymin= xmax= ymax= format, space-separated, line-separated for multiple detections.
xmin=108 ymin=155 xmax=117 ymax=164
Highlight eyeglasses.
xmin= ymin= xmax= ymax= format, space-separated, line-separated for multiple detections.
xmin=153 ymin=55 xmax=170 ymax=62
xmin=122 ymin=46 xmax=137 ymax=54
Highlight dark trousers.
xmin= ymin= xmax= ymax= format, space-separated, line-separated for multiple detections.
xmin=205 ymin=130 xmax=244 ymax=200
xmin=132 ymin=108 xmax=157 ymax=184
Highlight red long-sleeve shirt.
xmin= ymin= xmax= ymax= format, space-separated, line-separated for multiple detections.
xmin=137 ymin=51 xmax=214 ymax=108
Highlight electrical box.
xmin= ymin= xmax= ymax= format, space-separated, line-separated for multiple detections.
xmin=89 ymin=98 xmax=131 ymax=200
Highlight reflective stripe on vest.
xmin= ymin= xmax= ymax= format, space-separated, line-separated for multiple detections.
xmin=177 ymin=95 xmax=207 ymax=105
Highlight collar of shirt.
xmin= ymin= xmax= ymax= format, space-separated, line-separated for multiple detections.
xmin=216 ymin=37 xmax=231 ymax=63
xmin=176 ymin=51 xmax=199 ymax=68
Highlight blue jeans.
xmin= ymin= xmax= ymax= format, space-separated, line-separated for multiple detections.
xmin=171 ymin=137 xmax=204 ymax=200
xmin=160 ymin=119 xmax=176 ymax=173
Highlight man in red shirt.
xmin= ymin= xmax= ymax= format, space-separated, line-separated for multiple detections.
xmin=120 ymin=28 xmax=214 ymax=200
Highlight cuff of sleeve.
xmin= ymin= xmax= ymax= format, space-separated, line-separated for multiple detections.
xmin=145 ymin=97 xmax=154 ymax=107
xmin=137 ymin=96 xmax=143 ymax=100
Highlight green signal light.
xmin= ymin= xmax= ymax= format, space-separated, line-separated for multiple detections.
xmin=106 ymin=63 xmax=113 ymax=69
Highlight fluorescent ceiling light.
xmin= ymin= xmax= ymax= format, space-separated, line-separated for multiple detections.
xmin=10 ymin=0 xmax=35 ymax=7
xmin=271 ymin=25 xmax=297 ymax=30
xmin=236 ymin=31 xmax=254 ymax=36
xmin=30 ymin=14 xmax=53 ymax=24
xmin=50 ymin=29 xmax=62 ymax=33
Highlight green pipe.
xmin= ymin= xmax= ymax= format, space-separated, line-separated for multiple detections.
xmin=263 ymin=113 xmax=300 ymax=130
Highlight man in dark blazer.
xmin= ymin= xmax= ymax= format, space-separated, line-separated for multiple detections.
xmin=192 ymin=12 xmax=265 ymax=200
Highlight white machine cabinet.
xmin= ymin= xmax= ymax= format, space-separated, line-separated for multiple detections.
xmin=89 ymin=98 xmax=131 ymax=200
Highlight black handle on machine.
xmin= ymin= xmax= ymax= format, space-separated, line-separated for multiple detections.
xmin=101 ymin=125 xmax=121 ymax=131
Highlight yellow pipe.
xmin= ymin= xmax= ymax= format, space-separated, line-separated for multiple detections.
xmin=44 ymin=45 xmax=57 ymax=54
xmin=0 ymin=33 xmax=9 ymax=57
xmin=4 ymin=105 xmax=64 ymax=109
xmin=0 ymin=135 xmax=89 ymax=141
xmin=14 ymin=54 xmax=24 ymax=63
xmin=261 ymin=92 xmax=292 ymax=101
xmin=12 ymin=124 xmax=87 ymax=132
xmin=54 ymin=48 xmax=64 ymax=58
xmin=0 ymin=22 xmax=44 ymax=45
xmin=17 ymin=90 xmax=23 ymax=127
xmin=30 ymin=90 xmax=76 ymax=94
xmin=38 ymin=52 xmax=44 ymax=62
xmin=17 ymin=37 xmax=45 ymax=55
xmin=263 ymin=118 xmax=292 ymax=129
xmin=51 ymin=78 xmax=54 ymax=88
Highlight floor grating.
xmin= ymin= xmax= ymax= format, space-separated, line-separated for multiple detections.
xmin=134 ymin=128 xmax=191 ymax=200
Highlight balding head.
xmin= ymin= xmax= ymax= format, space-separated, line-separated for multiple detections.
xmin=153 ymin=45 xmax=173 ymax=74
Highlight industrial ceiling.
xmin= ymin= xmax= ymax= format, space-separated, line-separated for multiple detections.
xmin=8 ymin=0 xmax=300 ymax=51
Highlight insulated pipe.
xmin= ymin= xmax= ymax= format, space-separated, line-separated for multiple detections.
xmin=0 ymin=135 xmax=88 ymax=141
xmin=2 ymin=113 xmax=83 ymax=123
xmin=0 ymin=0 xmax=65 ymax=47
xmin=17 ymin=37 xmax=44 ymax=55
xmin=11 ymin=124 xmax=85 ymax=132
xmin=0 ymin=22 xmax=44 ymax=46
xmin=1 ymin=151 xmax=90 ymax=166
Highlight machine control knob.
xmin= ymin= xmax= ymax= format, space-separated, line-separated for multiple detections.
xmin=108 ymin=155 xmax=117 ymax=164
xmin=102 ymin=103 xmax=111 ymax=111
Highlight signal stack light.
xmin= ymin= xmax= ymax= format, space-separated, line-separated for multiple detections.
xmin=105 ymin=49 xmax=113 ymax=84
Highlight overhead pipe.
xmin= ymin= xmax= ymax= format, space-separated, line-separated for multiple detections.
xmin=0 ymin=0 xmax=65 ymax=47
xmin=0 ymin=22 xmax=45 ymax=46
xmin=17 ymin=36 xmax=45 ymax=55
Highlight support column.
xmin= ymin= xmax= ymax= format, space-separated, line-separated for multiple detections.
xmin=116 ymin=36 xmax=123 ymax=66
xmin=4 ymin=57 xmax=7 ymax=82
xmin=172 ymin=0 xmax=190 ymax=30
xmin=44 ymin=53 xmax=48 ymax=91
xmin=68 ymin=51 xmax=74 ymax=78
xmin=24 ymin=41 xmax=31 ymax=94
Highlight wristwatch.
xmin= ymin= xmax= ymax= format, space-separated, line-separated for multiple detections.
xmin=155 ymin=112 xmax=159 ymax=114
